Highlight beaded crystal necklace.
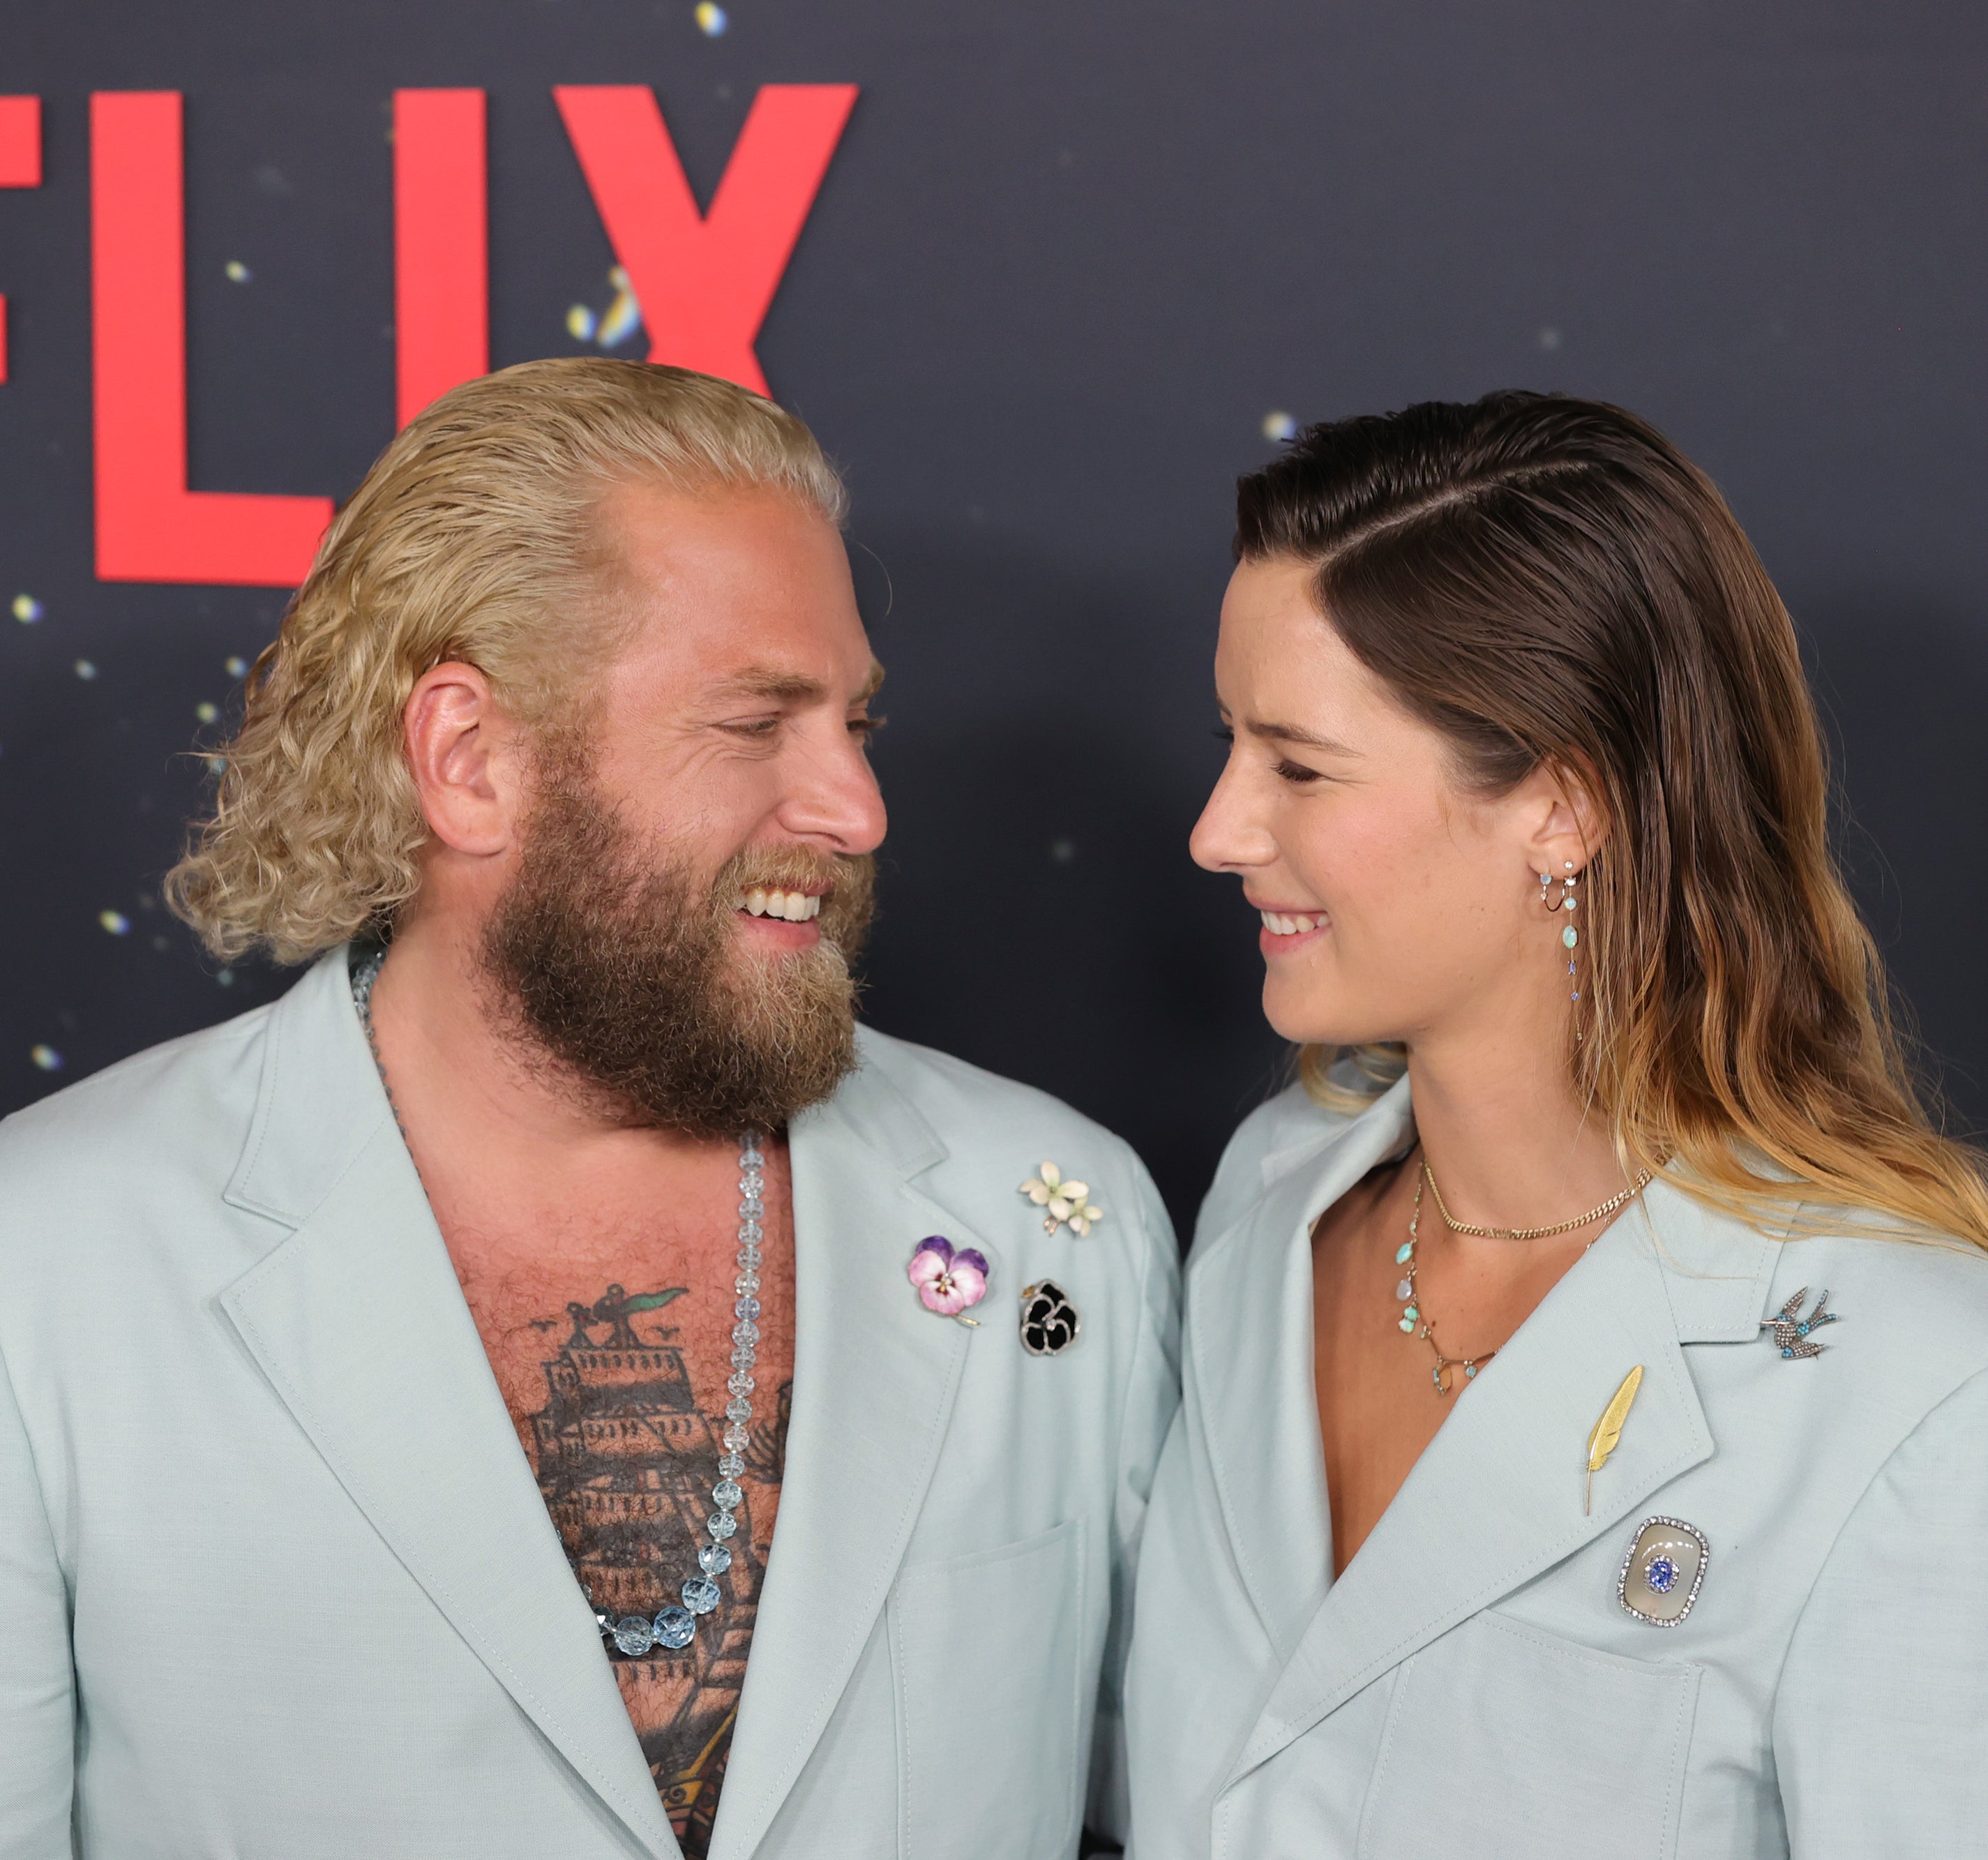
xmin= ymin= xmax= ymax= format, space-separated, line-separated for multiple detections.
xmin=352 ymin=947 xmax=766 ymax=1660
xmin=1394 ymin=1156 xmax=1652 ymax=1395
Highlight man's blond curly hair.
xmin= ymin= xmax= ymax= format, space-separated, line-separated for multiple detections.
xmin=166 ymin=358 xmax=847 ymax=964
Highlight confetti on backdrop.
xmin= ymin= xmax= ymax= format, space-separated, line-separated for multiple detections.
xmin=696 ymin=3 xmax=729 ymax=35
xmin=195 ymin=703 xmax=219 ymax=724
xmin=225 ymin=656 xmax=248 ymax=678
xmin=225 ymin=260 xmax=252 ymax=283
xmin=98 ymin=911 xmax=130 ymax=936
xmin=1262 ymin=411 xmax=1297 ymax=442
xmin=1538 ymin=327 xmax=1562 ymax=350
xmin=565 ymin=267 xmax=645 ymax=352
xmin=29 ymin=1045 xmax=61 ymax=1072
xmin=74 ymin=659 xmax=96 ymax=680
xmin=12 ymin=594 xmax=42 ymax=623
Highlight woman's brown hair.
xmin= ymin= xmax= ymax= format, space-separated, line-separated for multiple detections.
xmin=1237 ymin=390 xmax=1988 ymax=1249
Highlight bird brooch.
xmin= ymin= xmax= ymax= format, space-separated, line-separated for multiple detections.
xmin=1760 ymin=1287 xmax=1841 ymax=1360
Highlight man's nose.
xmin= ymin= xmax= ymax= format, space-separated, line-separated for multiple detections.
xmin=781 ymin=727 xmax=888 ymax=855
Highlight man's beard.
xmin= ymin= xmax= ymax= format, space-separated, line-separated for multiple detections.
xmin=479 ymin=754 xmax=875 ymax=1139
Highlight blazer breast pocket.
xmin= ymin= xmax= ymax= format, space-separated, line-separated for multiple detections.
xmin=1358 ymin=1610 xmax=1700 ymax=1860
xmin=888 ymin=1518 xmax=1087 ymax=1860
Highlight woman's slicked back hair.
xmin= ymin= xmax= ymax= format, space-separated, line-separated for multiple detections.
xmin=1237 ymin=391 xmax=1988 ymax=1249
xmin=167 ymin=357 xmax=845 ymax=964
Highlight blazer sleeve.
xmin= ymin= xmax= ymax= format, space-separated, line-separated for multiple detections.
xmin=1085 ymin=1154 xmax=1184 ymax=1847
xmin=1773 ymin=1363 xmax=1988 ymax=1857
xmin=0 ymin=1336 xmax=74 ymax=1858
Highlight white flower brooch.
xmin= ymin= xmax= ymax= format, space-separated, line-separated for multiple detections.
xmin=1019 ymin=1162 xmax=1104 ymax=1237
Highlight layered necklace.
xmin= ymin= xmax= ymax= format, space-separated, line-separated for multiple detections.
xmin=1394 ymin=1156 xmax=1652 ymax=1395
xmin=352 ymin=948 xmax=766 ymax=1660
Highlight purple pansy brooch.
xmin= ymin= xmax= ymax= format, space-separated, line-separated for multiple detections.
xmin=907 ymin=1236 xmax=989 ymax=1326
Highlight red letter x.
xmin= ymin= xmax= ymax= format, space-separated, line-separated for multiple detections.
xmin=554 ymin=84 xmax=857 ymax=397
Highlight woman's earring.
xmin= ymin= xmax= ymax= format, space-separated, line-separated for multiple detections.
xmin=1541 ymin=860 xmax=1581 ymax=1007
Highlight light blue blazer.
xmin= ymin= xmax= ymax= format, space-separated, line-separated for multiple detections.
xmin=0 ymin=950 xmax=1181 ymax=1859
xmin=1124 ymin=1075 xmax=1988 ymax=1858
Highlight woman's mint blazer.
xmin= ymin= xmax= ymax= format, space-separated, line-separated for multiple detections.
xmin=1124 ymin=1075 xmax=1988 ymax=1858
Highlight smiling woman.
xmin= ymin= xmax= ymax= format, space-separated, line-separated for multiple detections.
xmin=1127 ymin=390 xmax=1988 ymax=1860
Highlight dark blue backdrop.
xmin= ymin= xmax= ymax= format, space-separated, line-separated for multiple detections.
xmin=3 ymin=1 xmax=1985 ymax=1226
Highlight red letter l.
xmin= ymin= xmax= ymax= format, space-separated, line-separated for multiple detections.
xmin=91 ymin=92 xmax=333 ymax=585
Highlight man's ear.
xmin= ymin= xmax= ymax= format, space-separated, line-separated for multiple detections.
xmin=402 ymin=661 xmax=528 ymax=858
xmin=1521 ymin=756 xmax=1611 ymax=879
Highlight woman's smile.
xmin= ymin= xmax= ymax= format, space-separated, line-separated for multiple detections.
xmin=1248 ymin=898 xmax=1332 ymax=951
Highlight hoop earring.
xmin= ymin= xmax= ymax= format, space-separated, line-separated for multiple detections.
xmin=1539 ymin=860 xmax=1580 ymax=1007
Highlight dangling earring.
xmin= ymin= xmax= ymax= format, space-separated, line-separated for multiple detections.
xmin=1540 ymin=860 xmax=1581 ymax=1010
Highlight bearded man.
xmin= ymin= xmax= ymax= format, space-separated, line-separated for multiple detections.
xmin=0 ymin=360 xmax=1180 ymax=1860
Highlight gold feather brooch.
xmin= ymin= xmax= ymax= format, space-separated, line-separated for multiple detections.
xmin=1585 ymin=1366 xmax=1643 ymax=1515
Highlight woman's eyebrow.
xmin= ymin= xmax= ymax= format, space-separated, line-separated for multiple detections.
xmin=1247 ymin=717 xmax=1362 ymax=755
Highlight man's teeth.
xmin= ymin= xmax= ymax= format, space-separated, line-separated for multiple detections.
xmin=1260 ymin=910 xmax=1327 ymax=936
xmin=741 ymin=889 xmax=824 ymax=922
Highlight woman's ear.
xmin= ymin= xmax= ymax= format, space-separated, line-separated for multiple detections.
xmin=1521 ymin=757 xmax=1611 ymax=878
xmin=402 ymin=661 xmax=528 ymax=859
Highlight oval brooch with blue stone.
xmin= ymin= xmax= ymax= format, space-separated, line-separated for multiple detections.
xmin=1018 ymin=1280 xmax=1080 ymax=1356
xmin=1617 ymin=1515 xmax=1709 ymax=1626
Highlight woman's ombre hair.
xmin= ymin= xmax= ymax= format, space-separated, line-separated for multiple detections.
xmin=167 ymin=357 xmax=846 ymax=964
xmin=1237 ymin=391 xmax=1988 ymax=1250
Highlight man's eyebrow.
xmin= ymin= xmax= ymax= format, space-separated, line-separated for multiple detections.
xmin=712 ymin=666 xmax=831 ymax=704
xmin=711 ymin=659 xmax=887 ymax=706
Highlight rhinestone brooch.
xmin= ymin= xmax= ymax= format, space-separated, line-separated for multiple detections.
xmin=1617 ymin=1516 xmax=1709 ymax=1627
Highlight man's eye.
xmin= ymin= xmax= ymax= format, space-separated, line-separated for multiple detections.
xmin=849 ymin=714 xmax=886 ymax=737
xmin=722 ymin=717 xmax=782 ymax=739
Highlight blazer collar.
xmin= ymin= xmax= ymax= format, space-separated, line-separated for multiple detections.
xmin=1191 ymin=1080 xmax=1779 ymax=1795
xmin=223 ymin=945 xmax=394 ymax=1227
xmin=220 ymin=959 xmax=981 ymax=1860
xmin=1184 ymin=1078 xmax=1417 ymax=1656
xmin=710 ymin=1030 xmax=986 ymax=1860
xmin=219 ymin=952 xmax=679 ymax=1854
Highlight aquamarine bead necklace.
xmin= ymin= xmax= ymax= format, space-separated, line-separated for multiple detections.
xmin=1396 ymin=1157 xmax=1651 ymax=1397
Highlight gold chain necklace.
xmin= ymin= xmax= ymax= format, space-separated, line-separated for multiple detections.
xmin=1423 ymin=1160 xmax=1652 ymax=1240
xmin=1395 ymin=1158 xmax=1654 ymax=1396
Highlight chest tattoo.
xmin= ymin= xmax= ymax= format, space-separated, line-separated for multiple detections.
xmin=524 ymin=1282 xmax=792 ymax=1858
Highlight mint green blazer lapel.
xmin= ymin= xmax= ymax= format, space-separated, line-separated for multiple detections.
xmin=1183 ymin=1079 xmax=1415 ymax=1658
xmin=710 ymin=1044 xmax=994 ymax=1860
xmin=216 ymin=954 xmax=679 ymax=1859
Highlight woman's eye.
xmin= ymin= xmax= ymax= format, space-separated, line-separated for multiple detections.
xmin=1212 ymin=726 xmax=1235 ymax=746
xmin=1275 ymin=759 xmax=1324 ymax=785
